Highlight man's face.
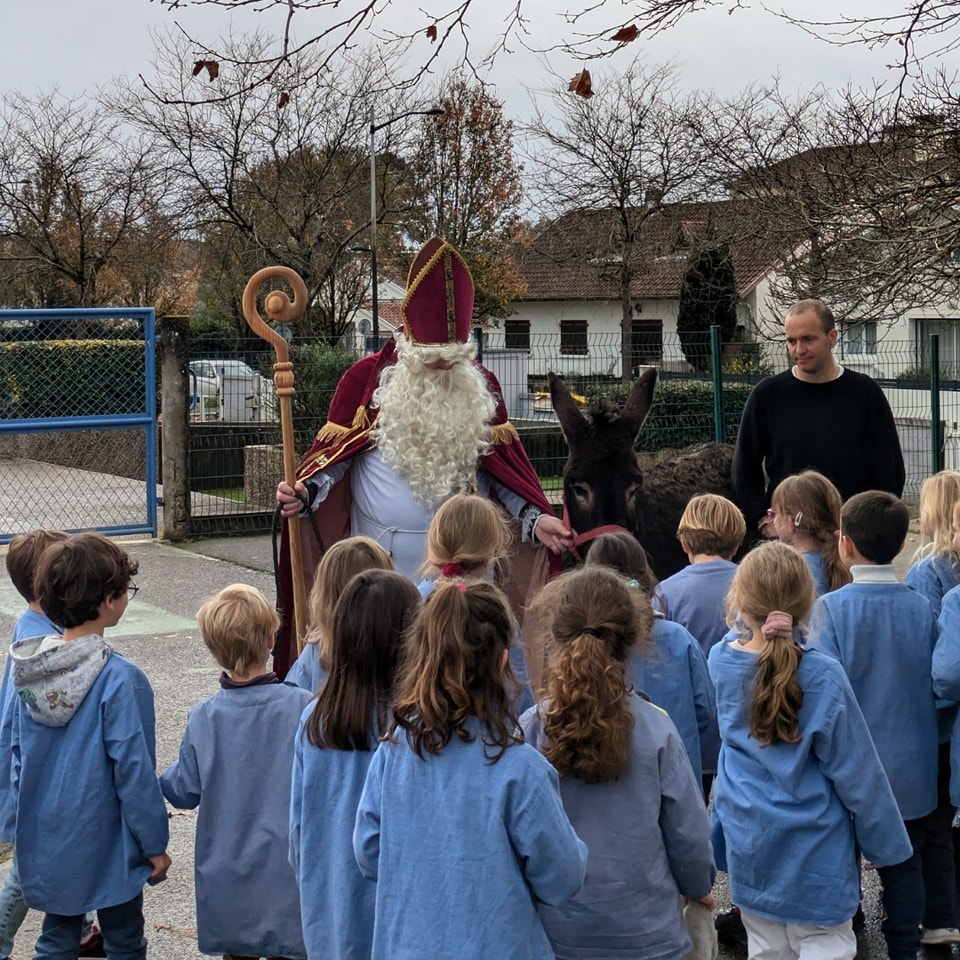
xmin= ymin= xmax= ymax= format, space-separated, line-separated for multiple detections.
xmin=784 ymin=309 xmax=837 ymax=379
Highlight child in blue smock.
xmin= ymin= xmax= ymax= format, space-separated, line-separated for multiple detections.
xmin=585 ymin=531 xmax=716 ymax=787
xmin=0 ymin=530 xmax=69 ymax=960
xmin=768 ymin=470 xmax=849 ymax=596
xmin=711 ymin=541 xmax=911 ymax=960
xmin=161 ymin=583 xmax=310 ymax=960
xmin=9 ymin=533 xmax=171 ymax=960
xmin=416 ymin=493 xmax=534 ymax=712
xmin=284 ymin=536 xmax=393 ymax=692
xmin=813 ymin=491 xmax=946 ymax=956
xmin=354 ymin=580 xmax=587 ymax=960
xmin=522 ymin=565 xmax=716 ymax=960
xmin=654 ymin=494 xmax=745 ymax=796
xmin=290 ymin=569 xmax=421 ymax=960
xmin=904 ymin=471 xmax=960 ymax=947
xmin=906 ymin=470 xmax=960 ymax=616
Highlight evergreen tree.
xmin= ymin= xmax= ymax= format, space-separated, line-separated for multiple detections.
xmin=676 ymin=244 xmax=738 ymax=372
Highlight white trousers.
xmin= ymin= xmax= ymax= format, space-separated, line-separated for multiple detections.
xmin=740 ymin=910 xmax=856 ymax=960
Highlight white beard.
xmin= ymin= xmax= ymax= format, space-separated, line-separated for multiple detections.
xmin=370 ymin=338 xmax=496 ymax=511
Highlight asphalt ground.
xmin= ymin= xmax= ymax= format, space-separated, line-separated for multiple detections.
xmin=0 ymin=528 xmax=941 ymax=959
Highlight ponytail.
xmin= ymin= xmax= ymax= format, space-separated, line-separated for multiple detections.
xmin=750 ymin=612 xmax=804 ymax=746
xmin=542 ymin=629 xmax=633 ymax=783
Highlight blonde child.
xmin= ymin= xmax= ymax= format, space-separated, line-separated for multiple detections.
xmin=417 ymin=493 xmax=534 ymax=710
xmin=523 ymin=566 xmax=715 ymax=960
xmin=353 ymin=581 xmax=587 ymax=959
xmin=585 ymin=531 xmax=716 ymax=787
xmin=906 ymin=469 xmax=960 ymax=616
xmin=768 ymin=470 xmax=849 ymax=595
xmin=656 ymin=494 xmax=746 ymax=655
xmin=711 ymin=541 xmax=910 ymax=960
xmin=290 ymin=570 xmax=421 ymax=960
xmin=285 ymin=536 xmax=393 ymax=692
xmin=161 ymin=584 xmax=311 ymax=960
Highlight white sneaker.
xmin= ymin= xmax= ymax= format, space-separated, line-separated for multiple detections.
xmin=920 ymin=927 xmax=960 ymax=945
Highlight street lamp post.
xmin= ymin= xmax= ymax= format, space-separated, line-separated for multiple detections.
xmin=368 ymin=105 xmax=444 ymax=347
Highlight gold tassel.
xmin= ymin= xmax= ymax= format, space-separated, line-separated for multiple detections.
xmin=490 ymin=421 xmax=520 ymax=445
xmin=313 ymin=420 xmax=351 ymax=445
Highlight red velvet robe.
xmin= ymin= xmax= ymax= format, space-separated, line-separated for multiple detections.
xmin=275 ymin=341 xmax=557 ymax=682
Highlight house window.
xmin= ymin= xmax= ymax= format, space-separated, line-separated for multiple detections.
xmin=631 ymin=319 xmax=663 ymax=365
xmin=917 ymin=318 xmax=960 ymax=378
xmin=560 ymin=320 xmax=588 ymax=355
xmin=504 ymin=319 xmax=530 ymax=350
xmin=844 ymin=321 xmax=877 ymax=355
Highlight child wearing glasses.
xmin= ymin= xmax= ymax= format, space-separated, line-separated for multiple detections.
xmin=5 ymin=532 xmax=170 ymax=960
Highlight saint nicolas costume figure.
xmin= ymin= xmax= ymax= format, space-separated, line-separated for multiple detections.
xmin=275 ymin=238 xmax=560 ymax=681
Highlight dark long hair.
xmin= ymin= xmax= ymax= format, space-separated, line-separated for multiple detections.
xmin=390 ymin=580 xmax=521 ymax=762
xmin=306 ymin=570 xmax=420 ymax=751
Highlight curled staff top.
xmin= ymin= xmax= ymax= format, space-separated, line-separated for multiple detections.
xmin=242 ymin=266 xmax=309 ymax=361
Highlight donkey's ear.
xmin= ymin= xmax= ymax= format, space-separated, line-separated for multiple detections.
xmin=619 ymin=368 xmax=658 ymax=438
xmin=549 ymin=372 xmax=588 ymax=445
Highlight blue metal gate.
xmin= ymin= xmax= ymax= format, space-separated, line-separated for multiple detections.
xmin=0 ymin=308 xmax=157 ymax=543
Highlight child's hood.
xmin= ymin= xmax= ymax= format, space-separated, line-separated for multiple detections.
xmin=10 ymin=634 xmax=112 ymax=728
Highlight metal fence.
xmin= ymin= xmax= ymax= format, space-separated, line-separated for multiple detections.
xmin=0 ymin=308 xmax=158 ymax=542
xmin=178 ymin=328 xmax=947 ymax=532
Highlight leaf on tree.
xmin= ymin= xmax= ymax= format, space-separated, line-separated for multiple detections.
xmin=278 ymin=91 xmax=290 ymax=109
xmin=568 ymin=70 xmax=594 ymax=99
xmin=192 ymin=60 xmax=220 ymax=81
xmin=426 ymin=24 xmax=438 ymax=42
xmin=610 ymin=25 xmax=639 ymax=43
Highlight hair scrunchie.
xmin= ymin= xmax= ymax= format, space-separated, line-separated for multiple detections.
xmin=761 ymin=610 xmax=794 ymax=641
xmin=442 ymin=561 xmax=463 ymax=577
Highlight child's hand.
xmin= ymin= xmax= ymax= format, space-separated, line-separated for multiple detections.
xmin=698 ymin=892 xmax=716 ymax=911
xmin=147 ymin=852 xmax=172 ymax=884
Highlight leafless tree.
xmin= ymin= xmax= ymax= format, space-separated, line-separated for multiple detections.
xmin=144 ymin=0 xmax=958 ymax=101
xmin=523 ymin=60 xmax=723 ymax=379
xmin=116 ymin=32 xmax=428 ymax=341
xmin=0 ymin=92 xmax=176 ymax=308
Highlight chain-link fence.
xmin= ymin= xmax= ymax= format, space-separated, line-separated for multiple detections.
xmin=0 ymin=309 xmax=157 ymax=542
xmin=178 ymin=328 xmax=949 ymax=532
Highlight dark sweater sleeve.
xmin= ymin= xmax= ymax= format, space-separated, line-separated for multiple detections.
xmin=862 ymin=378 xmax=905 ymax=497
xmin=732 ymin=383 xmax=769 ymax=524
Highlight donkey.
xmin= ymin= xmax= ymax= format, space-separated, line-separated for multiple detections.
xmin=549 ymin=369 xmax=739 ymax=579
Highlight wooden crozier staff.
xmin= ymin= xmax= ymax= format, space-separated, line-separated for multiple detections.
xmin=242 ymin=266 xmax=309 ymax=652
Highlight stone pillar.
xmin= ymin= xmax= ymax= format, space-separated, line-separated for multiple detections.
xmin=159 ymin=316 xmax=190 ymax=541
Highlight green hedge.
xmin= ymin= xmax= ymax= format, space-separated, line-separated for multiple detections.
xmin=289 ymin=343 xmax=357 ymax=455
xmin=584 ymin=378 xmax=754 ymax=450
xmin=0 ymin=340 xmax=145 ymax=419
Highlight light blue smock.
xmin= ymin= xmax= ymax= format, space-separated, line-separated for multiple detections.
xmin=654 ymin=559 xmax=738 ymax=656
xmin=161 ymin=682 xmax=311 ymax=958
xmin=932 ymin=584 xmax=960 ymax=805
xmin=290 ymin=704 xmax=384 ymax=960
xmin=353 ymin=721 xmax=588 ymax=960
xmin=521 ymin=695 xmax=715 ymax=960
xmin=626 ymin=618 xmax=717 ymax=783
xmin=906 ymin=553 xmax=960 ymax=617
xmin=284 ymin=642 xmax=329 ymax=694
xmin=710 ymin=641 xmax=912 ymax=927
xmin=11 ymin=649 xmax=168 ymax=915
xmin=812 ymin=571 xmax=939 ymax=820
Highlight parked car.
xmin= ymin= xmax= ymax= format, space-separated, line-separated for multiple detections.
xmin=188 ymin=359 xmax=277 ymax=422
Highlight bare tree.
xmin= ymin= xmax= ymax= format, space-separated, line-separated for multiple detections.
xmin=524 ymin=60 xmax=721 ymax=379
xmin=143 ymin=0 xmax=957 ymax=101
xmin=117 ymin=31 xmax=424 ymax=342
xmin=690 ymin=77 xmax=960 ymax=336
xmin=0 ymin=92 xmax=175 ymax=308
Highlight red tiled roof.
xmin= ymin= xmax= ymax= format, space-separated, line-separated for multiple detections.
xmin=515 ymin=199 xmax=780 ymax=302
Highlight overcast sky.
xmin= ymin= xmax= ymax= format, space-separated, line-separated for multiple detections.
xmin=1 ymin=0 xmax=919 ymax=119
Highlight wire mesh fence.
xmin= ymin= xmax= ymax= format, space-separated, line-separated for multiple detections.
xmin=181 ymin=327 xmax=943 ymax=531
xmin=0 ymin=309 xmax=157 ymax=542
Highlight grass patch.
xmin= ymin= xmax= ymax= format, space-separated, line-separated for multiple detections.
xmin=207 ymin=487 xmax=244 ymax=502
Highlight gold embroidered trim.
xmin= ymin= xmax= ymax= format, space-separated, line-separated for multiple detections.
xmin=490 ymin=421 xmax=519 ymax=445
xmin=302 ymin=406 xmax=374 ymax=476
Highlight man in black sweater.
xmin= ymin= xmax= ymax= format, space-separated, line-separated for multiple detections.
xmin=732 ymin=299 xmax=905 ymax=527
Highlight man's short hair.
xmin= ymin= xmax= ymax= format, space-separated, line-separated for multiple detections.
xmin=787 ymin=299 xmax=835 ymax=333
xmin=34 ymin=533 xmax=138 ymax=629
xmin=5 ymin=529 xmax=70 ymax=603
xmin=677 ymin=494 xmax=746 ymax=558
xmin=196 ymin=584 xmax=280 ymax=676
xmin=840 ymin=491 xmax=909 ymax=564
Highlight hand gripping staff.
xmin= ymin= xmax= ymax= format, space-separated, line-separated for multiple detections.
xmin=242 ymin=266 xmax=309 ymax=653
